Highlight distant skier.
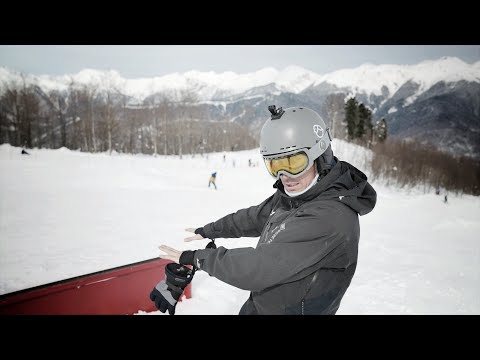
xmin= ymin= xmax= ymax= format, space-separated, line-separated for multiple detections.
xmin=435 ymin=186 xmax=440 ymax=195
xmin=444 ymin=194 xmax=448 ymax=203
xmin=208 ymin=172 xmax=217 ymax=190
xmin=21 ymin=149 xmax=30 ymax=155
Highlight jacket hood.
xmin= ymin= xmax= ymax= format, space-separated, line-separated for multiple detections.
xmin=275 ymin=157 xmax=377 ymax=216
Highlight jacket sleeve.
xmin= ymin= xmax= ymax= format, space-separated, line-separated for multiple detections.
xmin=202 ymin=194 xmax=276 ymax=239
xmin=194 ymin=205 xmax=355 ymax=292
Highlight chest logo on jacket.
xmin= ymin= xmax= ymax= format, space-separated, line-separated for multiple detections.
xmin=267 ymin=223 xmax=286 ymax=244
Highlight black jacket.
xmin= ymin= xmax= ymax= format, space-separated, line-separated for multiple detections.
xmin=193 ymin=158 xmax=377 ymax=314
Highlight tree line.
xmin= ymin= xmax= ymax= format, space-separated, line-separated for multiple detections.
xmin=0 ymin=77 xmax=257 ymax=156
xmin=0 ymin=80 xmax=387 ymax=157
xmin=371 ymin=138 xmax=480 ymax=195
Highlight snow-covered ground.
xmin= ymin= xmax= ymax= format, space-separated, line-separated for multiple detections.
xmin=1 ymin=141 xmax=479 ymax=314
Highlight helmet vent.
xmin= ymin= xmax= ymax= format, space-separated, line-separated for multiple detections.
xmin=280 ymin=145 xmax=297 ymax=150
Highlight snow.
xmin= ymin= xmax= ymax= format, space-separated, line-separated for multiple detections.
xmin=1 ymin=140 xmax=479 ymax=314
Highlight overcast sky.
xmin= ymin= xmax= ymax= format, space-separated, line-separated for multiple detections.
xmin=1 ymin=45 xmax=479 ymax=78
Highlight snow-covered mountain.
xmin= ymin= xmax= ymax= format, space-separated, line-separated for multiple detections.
xmin=1 ymin=57 xmax=479 ymax=158
xmin=1 ymin=57 xmax=478 ymax=103
xmin=314 ymin=57 xmax=480 ymax=99
xmin=0 ymin=65 xmax=323 ymax=102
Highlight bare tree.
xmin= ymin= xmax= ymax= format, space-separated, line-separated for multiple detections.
xmin=67 ymin=78 xmax=83 ymax=150
xmin=162 ymin=98 xmax=169 ymax=156
xmin=98 ymin=90 xmax=121 ymax=155
xmin=1 ymin=83 xmax=21 ymax=146
xmin=76 ymin=87 xmax=91 ymax=151
xmin=48 ymin=90 xmax=68 ymax=148
xmin=323 ymin=93 xmax=346 ymax=140
xmin=174 ymin=89 xmax=198 ymax=158
xmin=145 ymin=97 xmax=159 ymax=157
xmin=21 ymin=85 xmax=39 ymax=149
xmin=85 ymin=85 xmax=98 ymax=152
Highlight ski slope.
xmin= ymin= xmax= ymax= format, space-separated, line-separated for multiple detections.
xmin=1 ymin=141 xmax=479 ymax=314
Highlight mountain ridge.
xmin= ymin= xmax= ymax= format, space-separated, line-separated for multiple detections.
xmin=1 ymin=57 xmax=478 ymax=103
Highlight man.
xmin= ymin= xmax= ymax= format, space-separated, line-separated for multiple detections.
xmin=153 ymin=105 xmax=377 ymax=315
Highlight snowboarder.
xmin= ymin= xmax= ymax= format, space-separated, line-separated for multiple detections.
xmin=21 ymin=149 xmax=30 ymax=155
xmin=153 ymin=105 xmax=377 ymax=315
xmin=208 ymin=172 xmax=217 ymax=190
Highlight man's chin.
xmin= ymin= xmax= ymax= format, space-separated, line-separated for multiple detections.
xmin=284 ymin=184 xmax=300 ymax=192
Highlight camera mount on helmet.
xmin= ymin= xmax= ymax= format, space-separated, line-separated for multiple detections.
xmin=268 ymin=105 xmax=285 ymax=120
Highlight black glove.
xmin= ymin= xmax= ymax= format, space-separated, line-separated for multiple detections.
xmin=194 ymin=227 xmax=207 ymax=238
xmin=194 ymin=228 xmax=216 ymax=249
xmin=149 ymin=263 xmax=195 ymax=315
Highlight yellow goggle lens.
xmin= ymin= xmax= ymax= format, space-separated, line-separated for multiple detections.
xmin=264 ymin=152 xmax=309 ymax=177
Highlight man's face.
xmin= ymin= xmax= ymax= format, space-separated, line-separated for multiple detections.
xmin=280 ymin=164 xmax=317 ymax=193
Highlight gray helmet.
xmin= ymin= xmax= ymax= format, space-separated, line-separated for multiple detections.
xmin=260 ymin=106 xmax=331 ymax=157
xmin=260 ymin=105 xmax=332 ymax=178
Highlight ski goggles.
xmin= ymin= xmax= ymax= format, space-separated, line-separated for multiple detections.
xmin=263 ymin=150 xmax=314 ymax=179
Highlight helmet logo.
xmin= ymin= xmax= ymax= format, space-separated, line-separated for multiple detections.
xmin=313 ymin=125 xmax=324 ymax=138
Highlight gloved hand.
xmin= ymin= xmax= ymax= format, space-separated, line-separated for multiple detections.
xmin=150 ymin=263 xmax=195 ymax=315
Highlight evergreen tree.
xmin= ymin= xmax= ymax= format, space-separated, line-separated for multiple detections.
xmin=357 ymin=103 xmax=373 ymax=145
xmin=356 ymin=103 xmax=366 ymax=140
xmin=345 ymin=97 xmax=358 ymax=141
